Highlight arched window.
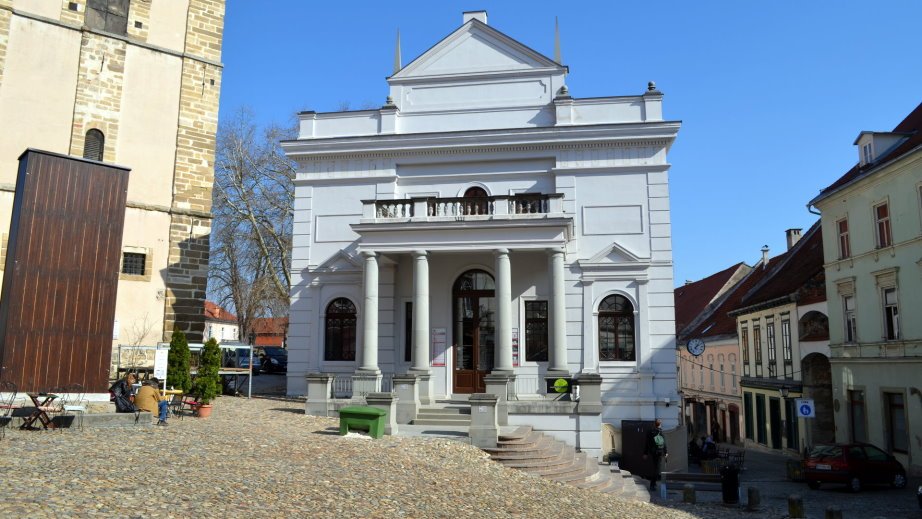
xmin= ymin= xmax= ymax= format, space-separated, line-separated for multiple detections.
xmin=462 ymin=186 xmax=489 ymax=215
xmin=598 ymin=294 xmax=635 ymax=361
xmin=83 ymin=129 xmax=105 ymax=161
xmin=324 ymin=298 xmax=356 ymax=361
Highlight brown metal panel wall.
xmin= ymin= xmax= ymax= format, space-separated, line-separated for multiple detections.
xmin=0 ymin=149 xmax=129 ymax=392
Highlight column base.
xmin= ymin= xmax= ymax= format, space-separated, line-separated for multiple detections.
xmin=484 ymin=372 xmax=515 ymax=426
xmin=393 ymin=373 xmax=421 ymax=424
xmin=353 ymin=370 xmax=382 ymax=398
xmin=407 ymin=368 xmax=432 ymax=405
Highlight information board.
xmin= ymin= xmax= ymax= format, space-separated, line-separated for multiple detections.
xmin=430 ymin=328 xmax=447 ymax=367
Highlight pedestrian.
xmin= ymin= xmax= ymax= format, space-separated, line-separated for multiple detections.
xmin=643 ymin=418 xmax=668 ymax=491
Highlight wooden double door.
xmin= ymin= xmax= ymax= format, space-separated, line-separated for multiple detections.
xmin=452 ymin=270 xmax=495 ymax=394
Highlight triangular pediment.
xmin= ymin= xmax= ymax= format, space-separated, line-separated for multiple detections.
xmin=315 ymin=249 xmax=361 ymax=272
xmin=583 ymin=242 xmax=649 ymax=266
xmin=392 ymin=20 xmax=563 ymax=80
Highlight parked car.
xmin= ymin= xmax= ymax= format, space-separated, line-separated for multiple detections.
xmin=803 ymin=443 xmax=907 ymax=492
xmin=221 ymin=346 xmax=260 ymax=376
xmin=257 ymin=346 xmax=287 ymax=373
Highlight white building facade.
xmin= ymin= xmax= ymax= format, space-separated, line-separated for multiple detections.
xmin=283 ymin=12 xmax=681 ymax=453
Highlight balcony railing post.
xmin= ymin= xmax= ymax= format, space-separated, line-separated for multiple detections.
xmin=493 ymin=196 xmax=509 ymax=216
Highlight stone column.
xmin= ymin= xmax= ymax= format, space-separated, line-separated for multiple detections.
xmin=548 ymin=247 xmax=569 ymax=374
xmin=393 ymin=373 xmax=420 ymax=424
xmin=409 ymin=250 xmax=432 ymax=404
xmin=494 ymin=248 xmax=513 ymax=371
xmin=360 ymin=251 xmax=380 ymax=373
xmin=365 ymin=392 xmax=398 ymax=436
xmin=305 ymin=373 xmax=333 ymax=417
xmin=469 ymin=393 xmax=499 ymax=449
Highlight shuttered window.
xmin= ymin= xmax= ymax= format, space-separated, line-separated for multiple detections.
xmin=83 ymin=129 xmax=105 ymax=161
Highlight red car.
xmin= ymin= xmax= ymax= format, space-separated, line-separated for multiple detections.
xmin=804 ymin=443 xmax=907 ymax=492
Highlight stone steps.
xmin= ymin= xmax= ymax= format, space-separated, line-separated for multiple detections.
xmin=411 ymin=405 xmax=471 ymax=426
xmin=487 ymin=426 xmax=651 ymax=502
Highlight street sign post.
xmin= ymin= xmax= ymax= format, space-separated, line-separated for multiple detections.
xmin=795 ymin=398 xmax=815 ymax=418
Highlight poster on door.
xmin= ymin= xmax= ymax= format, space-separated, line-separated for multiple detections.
xmin=512 ymin=328 xmax=519 ymax=367
xmin=431 ymin=328 xmax=447 ymax=367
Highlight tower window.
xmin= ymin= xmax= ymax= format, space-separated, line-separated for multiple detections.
xmin=83 ymin=129 xmax=105 ymax=161
xmin=86 ymin=0 xmax=130 ymax=35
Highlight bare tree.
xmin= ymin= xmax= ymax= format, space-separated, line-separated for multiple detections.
xmin=210 ymin=107 xmax=294 ymax=339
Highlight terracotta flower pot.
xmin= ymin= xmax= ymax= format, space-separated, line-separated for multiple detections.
xmin=195 ymin=403 xmax=214 ymax=418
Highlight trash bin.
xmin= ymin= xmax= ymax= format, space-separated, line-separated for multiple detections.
xmin=720 ymin=464 xmax=740 ymax=504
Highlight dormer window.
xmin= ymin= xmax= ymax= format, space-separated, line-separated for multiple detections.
xmin=862 ymin=142 xmax=873 ymax=165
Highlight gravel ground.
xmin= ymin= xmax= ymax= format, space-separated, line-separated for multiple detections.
xmin=0 ymin=397 xmax=706 ymax=519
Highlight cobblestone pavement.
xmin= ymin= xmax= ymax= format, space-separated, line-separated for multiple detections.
xmin=0 ymin=394 xmax=701 ymax=519
xmin=651 ymin=445 xmax=922 ymax=519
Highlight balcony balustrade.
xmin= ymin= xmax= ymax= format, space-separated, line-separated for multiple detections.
xmin=364 ymin=193 xmax=564 ymax=221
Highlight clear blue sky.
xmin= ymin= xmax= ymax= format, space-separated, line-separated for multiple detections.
xmin=219 ymin=1 xmax=922 ymax=286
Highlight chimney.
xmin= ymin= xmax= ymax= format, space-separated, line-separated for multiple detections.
xmin=685 ymin=280 xmax=693 ymax=286
xmin=785 ymin=228 xmax=802 ymax=250
xmin=761 ymin=245 xmax=769 ymax=269
xmin=463 ymin=11 xmax=487 ymax=24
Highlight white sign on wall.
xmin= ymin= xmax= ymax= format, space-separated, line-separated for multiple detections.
xmin=431 ymin=328 xmax=447 ymax=367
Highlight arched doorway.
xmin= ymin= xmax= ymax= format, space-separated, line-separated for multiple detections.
xmin=453 ymin=269 xmax=495 ymax=393
xmin=802 ymin=352 xmax=835 ymax=445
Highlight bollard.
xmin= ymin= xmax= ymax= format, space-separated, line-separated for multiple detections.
xmin=746 ymin=487 xmax=761 ymax=512
xmin=825 ymin=506 xmax=843 ymax=519
xmin=788 ymin=494 xmax=805 ymax=518
xmin=682 ymin=483 xmax=696 ymax=504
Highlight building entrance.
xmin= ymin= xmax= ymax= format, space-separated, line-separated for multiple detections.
xmin=452 ymin=269 xmax=495 ymax=393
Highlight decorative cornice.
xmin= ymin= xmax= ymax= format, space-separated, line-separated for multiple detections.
xmin=282 ymin=122 xmax=680 ymax=163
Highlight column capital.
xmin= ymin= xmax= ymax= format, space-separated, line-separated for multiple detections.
xmin=361 ymin=250 xmax=378 ymax=259
xmin=547 ymin=247 xmax=566 ymax=256
xmin=411 ymin=249 xmax=428 ymax=258
xmin=494 ymin=248 xmax=510 ymax=256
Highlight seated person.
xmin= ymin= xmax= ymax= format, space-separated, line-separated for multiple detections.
xmin=109 ymin=373 xmax=137 ymax=413
xmin=135 ymin=378 xmax=170 ymax=426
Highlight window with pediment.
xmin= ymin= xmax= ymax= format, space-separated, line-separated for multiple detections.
xmin=598 ymin=295 xmax=635 ymax=361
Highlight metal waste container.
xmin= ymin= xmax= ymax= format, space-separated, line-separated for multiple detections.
xmin=720 ymin=465 xmax=740 ymax=504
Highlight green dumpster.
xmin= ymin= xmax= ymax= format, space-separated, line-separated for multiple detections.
xmin=338 ymin=406 xmax=387 ymax=439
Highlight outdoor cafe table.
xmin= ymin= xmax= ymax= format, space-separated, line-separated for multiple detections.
xmin=20 ymin=393 xmax=59 ymax=430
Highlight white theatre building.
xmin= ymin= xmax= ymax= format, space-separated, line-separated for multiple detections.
xmin=283 ymin=11 xmax=681 ymax=455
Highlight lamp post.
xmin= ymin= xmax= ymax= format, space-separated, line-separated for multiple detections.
xmin=779 ymin=385 xmax=789 ymax=399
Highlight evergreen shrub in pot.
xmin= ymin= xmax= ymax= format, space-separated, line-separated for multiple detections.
xmin=166 ymin=329 xmax=192 ymax=393
xmin=191 ymin=337 xmax=221 ymax=418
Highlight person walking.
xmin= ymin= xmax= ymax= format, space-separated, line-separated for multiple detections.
xmin=643 ymin=418 xmax=668 ymax=491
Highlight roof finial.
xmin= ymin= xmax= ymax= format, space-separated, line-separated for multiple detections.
xmin=393 ymin=28 xmax=402 ymax=74
xmin=554 ymin=16 xmax=562 ymax=64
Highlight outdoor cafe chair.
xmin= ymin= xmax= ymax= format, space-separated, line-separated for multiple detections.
xmin=178 ymin=393 xmax=202 ymax=420
xmin=61 ymin=384 xmax=88 ymax=431
xmin=0 ymin=381 xmax=19 ymax=439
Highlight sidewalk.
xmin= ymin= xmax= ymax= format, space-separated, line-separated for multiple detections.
xmin=653 ymin=443 xmax=922 ymax=519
